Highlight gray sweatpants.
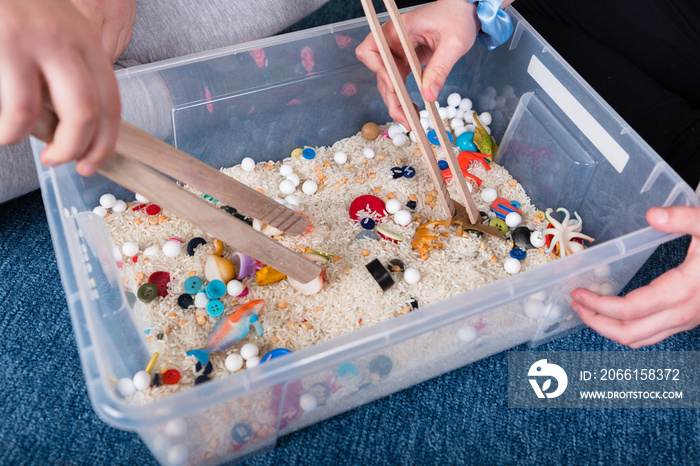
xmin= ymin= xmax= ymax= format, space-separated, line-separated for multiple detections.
xmin=0 ymin=0 xmax=328 ymax=204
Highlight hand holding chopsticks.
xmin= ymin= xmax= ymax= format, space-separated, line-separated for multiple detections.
xmin=32 ymin=96 xmax=323 ymax=284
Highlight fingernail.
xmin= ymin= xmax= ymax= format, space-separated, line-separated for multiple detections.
xmin=78 ymin=163 xmax=97 ymax=177
xmin=651 ymin=207 xmax=668 ymax=224
xmin=429 ymin=85 xmax=440 ymax=101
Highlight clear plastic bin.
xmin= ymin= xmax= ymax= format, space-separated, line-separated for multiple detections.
xmin=31 ymin=8 xmax=699 ymax=465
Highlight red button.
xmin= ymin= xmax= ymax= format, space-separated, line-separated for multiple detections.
xmin=349 ymin=195 xmax=387 ymax=221
xmin=148 ymin=271 xmax=171 ymax=297
xmin=162 ymin=369 xmax=181 ymax=385
xmin=145 ymin=204 xmax=161 ymax=215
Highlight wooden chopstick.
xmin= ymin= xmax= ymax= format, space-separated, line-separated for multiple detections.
xmin=360 ymin=0 xmax=481 ymax=224
xmin=32 ymin=103 xmax=323 ymax=284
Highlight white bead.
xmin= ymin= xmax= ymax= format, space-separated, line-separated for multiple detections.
xmin=162 ymin=240 xmax=181 ymax=258
xmin=279 ymin=163 xmax=294 ymax=177
xmin=438 ymin=107 xmax=448 ymax=120
xmin=481 ymin=187 xmax=498 ymax=203
xmin=279 ymin=179 xmax=296 ymax=195
xmin=299 ymin=393 xmax=318 ymax=412
xmin=143 ymin=245 xmax=159 ymax=256
xmin=504 ymin=257 xmax=522 ymax=274
xmin=524 ymin=300 xmax=544 ymax=319
xmin=93 ymin=206 xmax=108 ymax=217
xmin=394 ymin=209 xmax=412 ymax=226
xmin=392 ymin=133 xmax=407 ymax=147
xmin=135 ymin=193 xmax=149 ymax=204
xmin=333 ymin=150 xmax=348 ymax=164
xmin=286 ymin=173 xmax=300 ymax=186
xmin=245 ymin=356 xmax=260 ymax=368
xmin=194 ymin=292 xmax=209 ymax=308
xmin=445 ymin=106 xmax=457 ymax=119
xmin=117 ymin=377 xmax=136 ymax=397
xmin=226 ymin=280 xmax=244 ymax=297
xmin=363 ymin=147 xmax=375 ymax=159
xmin=452 ymin=127 xmax=467 ymax=138
xmin=457 ymin=325 xmax=477 ymax=343
xmin=240 ymin=343 xmax=259 ymax=360
xmin=385 ymin=199 xmax=401 ymax=214
xmin=99 ymin=193 xmax=116 ymax=209
xmin=447 ymin=92 xmax=462 ymax=108
xmin=284 ymin=194 xmax=300 ymax=206
xmin=166 ymin=445 xmax=188 ymax=466
xmin=165 ymin=419 xmax=188 ymax=438
xmin=530 ymin=231 xmax=546 ymax=248
xmin=404 ymin=267 xmax=421 ymax=284
xmin=241 ymin=157 xmax=256 ymax=172
xmin=459 ymin=98 xmax=473 ymax=111
xmin=122 ymin=241 xmax=139 ymax=257
xmin=451 ymin=118 xmax=465 ymax=130
xmin=388 ymin=124 xmax=406 ymax=138
xmin=112 ymin=200 xmax=127 ymax=213
xmin=225 ymin=353 xmax=244 ymax=372
xmin=302 ymin=180 xmax=318 ymax=195
xmin=133 ymin=370 xmax=151 ymax=390
xmin=505 ymin=212 xmax=522 ymax=228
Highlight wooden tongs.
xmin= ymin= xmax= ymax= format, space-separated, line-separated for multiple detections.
xmin=32 ymin=100 xmax=323 ymax=284
xmin=361 ymin=0 xmax=497 ymax=234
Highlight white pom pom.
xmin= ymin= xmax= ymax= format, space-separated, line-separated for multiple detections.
xmin=504 ymin=257 xmax=522 ymax=274
xmin=394 ymin=209 xmax=412 ymax=226
xmin=279 ymin=179 xmax=296 ymax=195
xmin=505 ymin=212 xmax=522 ymax=228
xmin=122 ymin=241 xmax=139 ymax=257
xmin=459 ymin=98 xmax=473 ymax=111
xmin=117 ymin=377 xmax=136 ymax=397
xmin=302 ymin=180 xmax=318 ymax=195
xmin=333 ymin=151 xmax=348 ymax=164
xmin=363 ymin=147 xmax=375 ymax=159
xmin=279 ymin=163 xmax=294 ymax=177
xmin=133 ymin=370 xmax=151 ymax=391
xmin=481 ymin=187 xmax=498 ymax=203
xmin=99 ymin=194 xmax=116 ymax=209
xmin=93 ymin=206 xmax=108 ymax=217
xmin=112 ymin=200 xmax=127 ymax=213
xmin=241 ymin=157 xmax=256 ymax=172
xmin=286 ymin=173 xmax=300 ymax=186
xmin=225 ymin=353 xmax=244 ymax=372
xmin=404 ymin=267 xmax=421 ymax=284
xmin=162 ymin=240 xmax=181 ymax=258
xmin=447 ymin=92 xmax=462 ymax=108
xmin=392 ymin=133 xmax=407 ymax=147
xmin=240 ymin=343 xmax=259 ymax=360
xmin=385 ymin=199 xmax=401 ymax=214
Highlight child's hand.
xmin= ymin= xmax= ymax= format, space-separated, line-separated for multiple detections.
xmin=572 ymin=206 xmax=700 ymax=348
xmin=0 ymin=0 xmax=121 ymax=176
xmin=70 ymin=0 xmax=136 ymax=63
xmin=356 ymin=0 xmax=480 ymax=129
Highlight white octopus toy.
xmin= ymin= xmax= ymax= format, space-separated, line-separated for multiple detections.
xmin=543 ymin=208 xmax=595 ymax=258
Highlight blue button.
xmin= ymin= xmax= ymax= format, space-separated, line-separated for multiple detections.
xmin=356 ymin=230 xmax=379 ymax=241
xmin=205 ymin=280 xmax=226 ymax=299
xmin=337 ymin=362 xmax=358 ymax=379
xmin=360 ymin=218 xmax=376 ymax=230
xmin=369 ymin=355 xmax=393 ymax=377
xmin=177 ymin=293 xmax=194 ymax=309
xmin=206 ymin=300 xmax=224 ymax=317
xmin=510 ymin=248 xmax=527 ymax=260
xmin=302 ymin=148 xmax=316 ymax=159
xmin=183 ymin=276 xmax=204 ymax=295
xmin=427 ymin=129 xmax=454 ymax=145
xmin=231 ymin=423 xmax=253 ymax=443
xmin=438 ymin=160 xmax=449 ymax=170
xmin=260 ymin=348 xmax=292 ymax=363
xmin=402 ymin=166 xmax=416 ymax=178
xmin=187 ymin=237 xmax=207 ymax=256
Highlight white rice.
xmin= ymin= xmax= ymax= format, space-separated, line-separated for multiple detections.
xmin=104 ymin=122 xmax=555 ymax=404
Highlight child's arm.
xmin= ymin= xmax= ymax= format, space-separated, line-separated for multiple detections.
xmin=572 ymin=206 xmax=700 ymax=348
xmin=356 ymin=0 xmax=514 ymax=129
xmin=0 ymin=0 xmax=122 ymax=176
